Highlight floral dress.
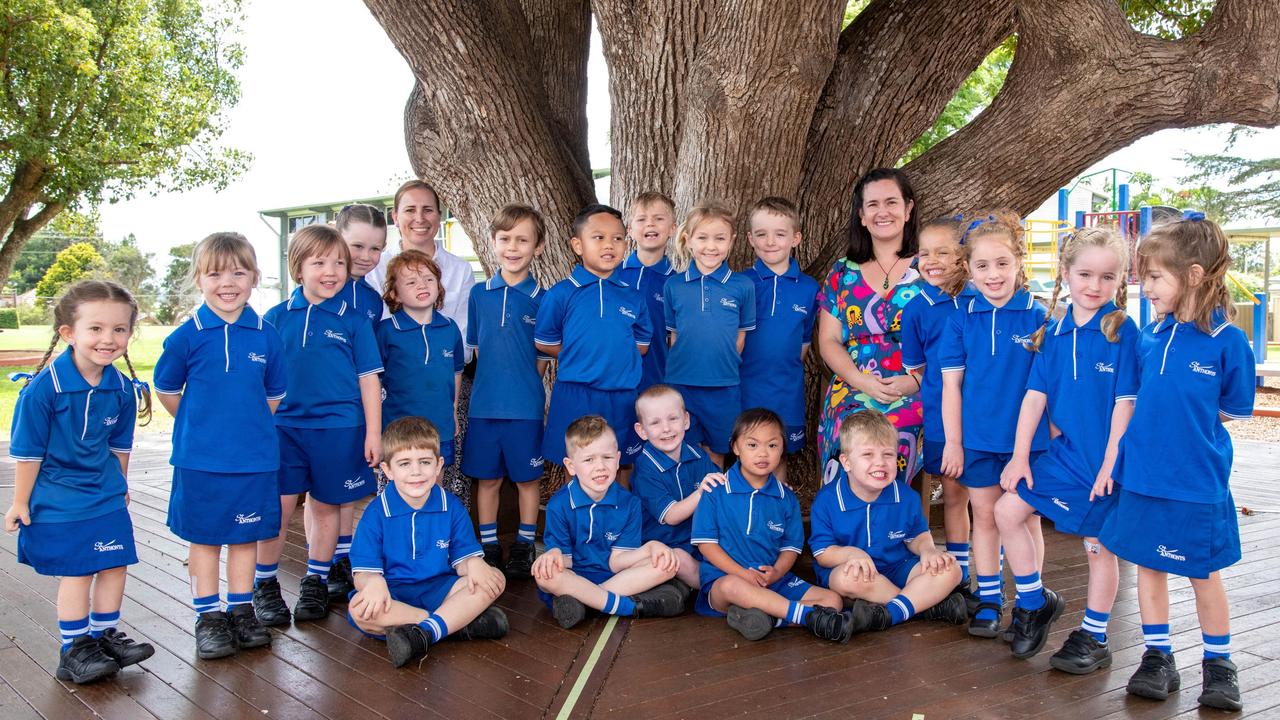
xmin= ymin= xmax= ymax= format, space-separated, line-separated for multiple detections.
xmin=817 ymin=258 xmax=924 ymax=484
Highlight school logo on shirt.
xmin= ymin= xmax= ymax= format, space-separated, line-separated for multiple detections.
xmin=248 ymin=352 xmax=267 ymax=364
xmin=1052 ymin=497 xmax=1070 ymax=512
xmin=618 ymin=306 xmax=637 ymax=320
xmin=788 ymin=431 xmax=804 ymax=443
xmin=94 ymin=539 xmax=125 ymax=552
xmin=443 ymin=349 xmax=454 ymax=358
xmin=436 ymin=539 xmax=449 ymax=549
xmin=522 ymin=314 xmax=536 ymax=326
xmin=720 ymin=297 xmax=738 ymax=309
xmin=654 ymin=292 xmax=664 ymax=304
xmin=605 ymin=531 xmax=620 ymax=542
xmin=366 ymin=309 xmax=378 ymax=322
xmin=887 ymin=529 xmax=906 ymax=540
xmin=626 ymin=443 xmax=642 ymax=455
xmin=324 ymin=329 xmax=348 ymax=344
xmin=1094 ymin=362 xmax=1114 ymax=374
xmin=103 ymin=415 xmax=119 ymax=427
xmin=1156 ymin=545 xmax=1186 ymax=561
xmin=1189 ymin=361 xmax=1216 ymax=376
xmin=791 ymin=304 xmax=809 ymax=315
xmin=766 ymin=520 xmax=784 ymax=534
xmin=234 ymin=513 xmax=262 ymax=525
xmin=343 ymin=476 xmax=366 ymax=490
xmin=1010 ymin=334 xmax=1033 ymax=348
xmin=529 ymin=456 xmax=545 ymax=467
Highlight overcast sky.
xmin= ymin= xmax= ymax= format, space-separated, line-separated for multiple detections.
xmin=97 ymin=0 xmax=1280 ymax=298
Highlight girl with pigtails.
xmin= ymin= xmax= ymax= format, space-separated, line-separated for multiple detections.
xmin=994 ymin=226 xmax=1139 ymax=668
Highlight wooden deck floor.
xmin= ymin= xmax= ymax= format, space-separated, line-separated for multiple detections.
xmin=0 ymin=435 xmax=1277 ymax=719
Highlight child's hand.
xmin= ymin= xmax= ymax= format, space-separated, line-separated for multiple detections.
xmin=999 ymin=455 xmax=1033 ymax=492
xmin=839 ymin=556 xmax=877 ymax=583
xmin=4 ymin=502 xmax=30 ymax=533
xmin=919 ymin=548 xmax=955 ymax=576
xmin=467 ymin=562 xmax=505 ymax=600
xmin=349 ymin=578 xmax=392 ymax=621
xmin=1090 ymin=471 xmax=1114 ymax=501
xmin=940 ymin=442 xmax=964 ymax=479
xmin=647 ymin=542 xmax=678 ymax=573
xmin=699 ymin=473 xmax=727 ymax=494
xmin=735 ymin=566 xmax=768 ymax=587
xmin=756 ymin=564 xmax=782 ymax=585
xmin=532 ymin=548 xmax=564 ymax=581
xmin=364 ymin=428 xmax=382 ymax=468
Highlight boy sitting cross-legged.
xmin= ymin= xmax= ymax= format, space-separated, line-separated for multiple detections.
xmin=533 ymin=415 xmax=687 ymax=629
xmin=810 ymin=410 xmax=968 ymax=631
xmin=347 ymin=417 xmax=509 ymax=668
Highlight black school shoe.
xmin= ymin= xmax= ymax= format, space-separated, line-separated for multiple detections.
xmin=455 ymin=607 xmax=510 ymax=641
xmin=386 ymin=624 xmax=432 ymax=668
xmin=195 ymin=611 xmax=237 ymax=660
xmin=664 ymin=578 xmax=695 ymax=607
xmin=1049 ymin=629 xmax=1112 ymax=675
xmin=918 ymin=592 xmax=969 ymax=625
xmin=229 ymin=603 xmax=272 ymax=650
xmin=957 ymin=582 xmax=982 ymax=617
xmin=968 ymin=602 xmax=1003 ymax=638
xmin=57 ymin=635 xmax=120 ymax=684
xmin=806 ymin=606 xmax=858 ymax=643
xmin=726 ymin=605 xmax=774 ymax=641
xmin=504 ymin=542 xmax=535 ymax=580
xmin=97 ymin=627 xmax=154 ymax=668
xmin=1009 ymin=588 xmax=1065 ymax=659
xmin=293 ymin=575 xmax=330 ymax=622
xmin=327 ymin=556 xmax=355 ymax=603
xmin=1127 ymin=648 xmax=1181 ymax=700
xmin=848 ymin=599 xmax=893 ymax=633
xmin=1198 ymin=657 xmax=1243 ymax=711
xmin=631 ymin=583 xmax=686 ymax=618
xmin=252 ymin=578 xmax=292 ymax=627
xmin=482 ymin=543 xmax=504 ymax=570
xmin=552 ymin=595 xmax=587 ymax=629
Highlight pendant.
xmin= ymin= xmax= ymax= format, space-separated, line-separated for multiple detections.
xmin=883 ymin=277 xmax=890 ymax=290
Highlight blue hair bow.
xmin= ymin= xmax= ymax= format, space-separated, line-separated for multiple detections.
xmin=7 ymin=371 xmax=33 ymax=384
xmin=959 ymin=217 xmax=990 ymax=245
xmin=1183 ymin=210 xmax=1206 ymax=221
xmin=131 ymin=378 xmax=151 ymax=403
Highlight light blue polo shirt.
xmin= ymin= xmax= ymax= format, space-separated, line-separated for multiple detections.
xmin=154 ymin=304 xmax=288 ymax=473
xmin=1116 ymin=311 xmax=1255 ymax=504
xmin=1026 ymin=302 xmax=1139 ymax=482
xmin=466 ymin=273 xmax=547 ymax=421
xmin=938 ymin=289 xmax=1048 ymax=453
xmin=263 ymin=287 xmax=384 ymax=429
xmin=534 ymin=265 xmax=651 ymax=391
xmin=345 ymin=277 xmax=385 ymax=327
xmin=542 ymin=479 xmax=642 ymax=580
xmin=663 ymin=263 xmax=756 ymax=387
xmin=376 ymin=309 xmax=465 ymax=435
xmin=617 ymin=252 xmax=674 ymax=390
xmin=691 ymin=464 xmax=803 ymax=588
xmin=809 ymin=477 xmax=928 ymax=587
xmin=631 ymin=441 xmax=720 ymax=549
xmin=9 ymin=350 xmax=136 ymax=523
xmin=740 ymin=259 xmax=818 ymax=424
xmin=902 ymin=283 xmax=976 ymax=442
xmin=348 ymin=483 xmax=483 ymax=586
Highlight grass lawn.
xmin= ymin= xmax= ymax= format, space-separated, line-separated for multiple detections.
xmin=0 ymin=324 xmax=177 ymax=435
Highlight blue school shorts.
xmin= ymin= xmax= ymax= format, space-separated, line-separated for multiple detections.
xmin=346 ymin=573 xmax=464 ymax=639
xmin=462 ymin=418 xmax=545 ymax=482
xmin=959 ymin=449 xmax=1043 ymax=489
xmin=537 ymin=566 xmax=614 ymax=610
xmin=1100 ymin=489 xmax=1240 ymax=580
xmin=168 ymin=467 xmax=281 ymax=546
xmin=1014 ymin=456 xmax=1116 ymax=538
xmin=877 ymin=557 xmax=920 ymax=589
xmin=695 ymin=571 xmax=814 ymax=617
xmin=543 ymin=381 xmax=641 ymax=466
xmin=922 ymin=438 xmax=945 ymax=476
xmin=18 ymin=507 xmax=137 ymax=577
xmin=669 ymin=384 xmax=740 ymax=455
xmin=439 ymin=438 xmax=455 ymax=467
xmin=277 ymin=426 xmax=377 ymax=505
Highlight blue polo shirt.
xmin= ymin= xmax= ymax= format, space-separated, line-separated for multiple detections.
xmin=466 ymin=273 xmax=547 ymax=421
xmin=9 ymin=351 xmax=136 ymax=523
xmin=1027 ymin=302 xmax=1139 ymax=481
xmin=1116 ymin=312 xmax=1255 ymax=504
xmin=376 ymin=310 xmax=465 ymax=435
xmin=542 ymin=479 xmax=642 ymax=580
xmin=691 ymin=464 xmax=803 ymax=587
xmin=344 ymin=277 xmax=385 ymax=327
xmin=663 ymin=263 xmax=756 ymax=387
xmin=809 ymin=477 xmax=928 ymax=587
xmin=534 ymin=265 xmax=651 ymax=391
xmin=740 ymin=259 xmax=818 ymax=424
xmin=348 ymin=483 xmax=483 ymax=586
xmin=938 ymin=289 xmax=1048 ymax=452
xmin=902 ymin=283 xmax=976 ymax=442
xmin=617 ymin=252 xmax=674 ymax=390
xmin=263 ymin=287 xmax=384 ymax=429
xmin=153 ymin=304 xmax=288 ymax=473
xmin=631 ymin=441 xmax=720 ymax=549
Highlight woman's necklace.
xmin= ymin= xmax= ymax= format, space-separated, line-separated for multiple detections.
xmin=872 ymin=255 xmax=904 ymax=290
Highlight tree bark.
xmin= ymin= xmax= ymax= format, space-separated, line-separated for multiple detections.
xmin=0 ymin=157 xmax=56 ymax=282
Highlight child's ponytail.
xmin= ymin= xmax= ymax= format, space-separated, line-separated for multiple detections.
xmin=1027 ymin=264 xmax=1064 ymax=353
xmin=1101 ymin=279 xmax=1128 ymax=343
xmin=123 ymin=351 xmax=153 ymax=426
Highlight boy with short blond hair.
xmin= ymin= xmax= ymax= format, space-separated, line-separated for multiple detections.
xmin=347 ymin=417 xmax=508 ymax=668
xmin=619 ymin=191 xmax=678 ymax=393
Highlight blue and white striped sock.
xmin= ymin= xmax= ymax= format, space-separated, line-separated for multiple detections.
xmin=419 ymin=613 xmax=449 ymax=643
xmin=1013 ymin=572 xmax=1045 ymax=611
xmin=517 ymin=523 xmax=537 ymax=545
xmin=1203 ymin=632 xmax=1231 ymax=660
xmin=602 ymin=592 xmax=637 ymax=617
xmin=888 ymin=595 xmax=916 ymax=625
xmin=786 ymin=601 xmax=813 ymax=626
xmin=59 ymin=617 xmax=90 ymax=651
xmin=479 ymin=522 xmax=498 ymax=546
xmin=333 ymin=535 xmax=353 ymax=562
xmin=1081 ymin=607 xmax=1109 ymax=643
xmin=89 ymin=610 xmax=120 ymax=638
xmin=975 ymin=574 xmax=1002 ymax=621
xmin=255 ymin=563 xmax=278 ymax=585
xmin=306 ymin=558 xmax=331 ymax=582
xmin=1142 ymin=623 xmax=1172 ymax=653
xmin=947 ymin=542 xmax=970 ymax=584
xmin=193 ymin=593 xmax=220 ymax=619
xmin=225 ymin=591 xmax=253 ymax=610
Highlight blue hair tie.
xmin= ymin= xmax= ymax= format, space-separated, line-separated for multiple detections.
xmin=7 ymin=371 xmax=33 ymax=384
xmin=1183 ymin=210 xmax=1206 ymax=221
xmin=959 ymin=217 xmax=987 ymax=245
xmin=131 ymin=378 xmax=151 ymax=403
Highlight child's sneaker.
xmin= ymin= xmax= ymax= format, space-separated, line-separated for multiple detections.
xmin=1049 ymin=629 xmax=1112 ymax=675
xmin=97 ymin=627 xmax=154 ymax=668
xmin=56 ymin=635 xmax=120 ymax=684
xmin=1198 ymin=657 xmax=1243 ymax=711
xmin=968 ymin=602 xmax=1003 ymax=638
xmin=229 ymin=604 xmax=272 ymax=650
xmin=848 ymin=599 xmax=892 ymax=633
xmin=918 ymin=591 xmax=968 ymax=625
xmin=504 ymin=542 xmax=535 ymax=580
xmin=482 ymin=543 xmax=504 ymax=570
xmin=1126 ymin=648 xmax=1181 ymax=700
xmin=385 ymin=624 xmax=431 ymax=667
xmin=806 ymin=606 xmax=856 ymax=643
xmin=252 ymin=578 xmax=292 ymax=627
xmin=726 ymin=605 xmax=774 ymax=641
xmin=327 ymin=557 xmax=355 ymax=603
xmin=1009 ymin=588 xmax=1065 ymax=659
xmin=456 ymin=607 xmax=510 ymax=640
xmin=293 ymin=575 xmax=329 ymax=622
xmin=631 ymin=584 xmax=685 ymax=618
xmin=195 ymin=611 xmax=237 ymax=660
xmin=552 ymin=595 xmax=587 ymax=629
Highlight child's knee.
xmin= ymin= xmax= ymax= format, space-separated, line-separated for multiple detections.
xmin=828 ymin=573 xmax=870 ymax=599
xmin=810 ymin=587 xmax=843 ymax=611
xmin=479 ymin=478 xmax=502 ymax=491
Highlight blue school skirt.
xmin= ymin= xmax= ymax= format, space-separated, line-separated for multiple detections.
xmin=168 ymin=467 xmax=281 ymax=545
xmin=1015 ymin=452 xmax=1116 ymax=537
xmin=1099 ymin=488 xmax=1240 ymax=579
xmin=18 ymin=507 xmax=138 ymax=576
